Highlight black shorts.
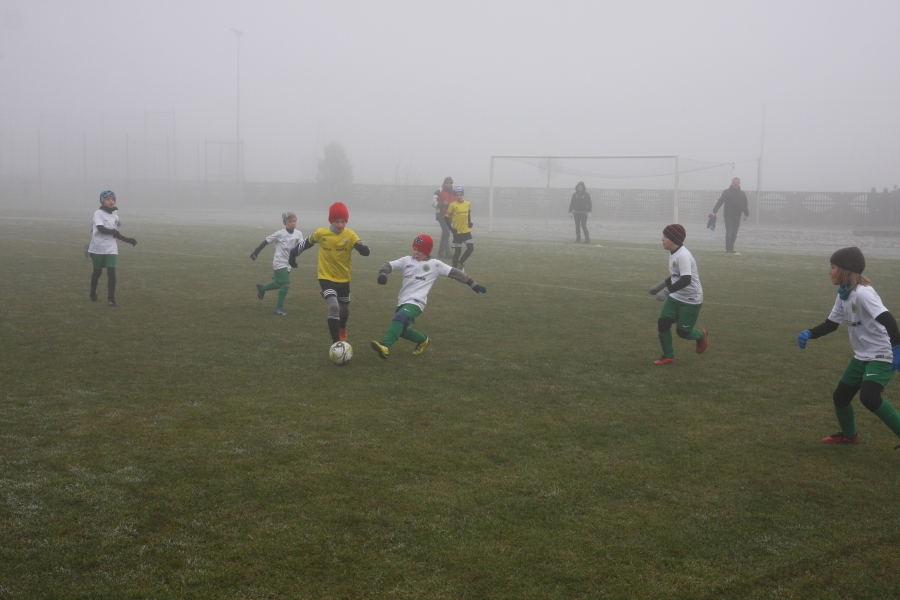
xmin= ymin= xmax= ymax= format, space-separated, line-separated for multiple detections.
xmin=319 ymin=279 xmax=351 ymax=302
xmin=452 ymin=232 xmax=473 ymax=246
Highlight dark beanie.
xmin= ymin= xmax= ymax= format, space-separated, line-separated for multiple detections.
xmin=663 ymin=224 xmax=686 ymax=246
xmin=830 ymin=247 xmax=865 ymax=274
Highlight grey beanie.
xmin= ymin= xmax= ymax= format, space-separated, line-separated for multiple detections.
xmin=282 ymin=211 xmax=296 ymax=224
xmin=830 ymin=247 xmax=865 ymax=274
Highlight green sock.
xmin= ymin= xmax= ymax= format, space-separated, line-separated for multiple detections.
xmin=401 ymin=326 xmax=427 ymax=345
xmin=276 ymin=285 xmax=289 ymax=309
xmin=383 ymin=320 xmax=404 ymax=348
xmin=874 ymin=401 xmax=900 ymax=439
xmin=687 ymin=327 xmax=704 ymax=341
xmin=658 ymin=330 xmax=674 ymax=358
xmin=835 ymin=404 xmax=857 ymax=438
xmin=262 ymin=281 xmax=280 ymax=292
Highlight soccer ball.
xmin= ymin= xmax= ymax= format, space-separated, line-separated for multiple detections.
xmin=329 ymin=341 xmax=353 ymax=366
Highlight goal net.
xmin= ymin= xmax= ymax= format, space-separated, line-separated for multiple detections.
xmin=486 ymin=155 xmax=734 ymax=232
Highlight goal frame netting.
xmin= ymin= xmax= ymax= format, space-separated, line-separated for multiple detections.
xmin=488 ymin=154 xmax=688 ymax=232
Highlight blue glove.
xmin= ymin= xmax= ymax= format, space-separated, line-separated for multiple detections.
xmin=470 ymin=282 xmax=486 ymax=294
xmin=377 ymin=273 xmax=388 ymax=285
xmin=797 ymin=330 xmax=811 ymax=349
xmin=892 ymin=345 xmax=900 ymax=371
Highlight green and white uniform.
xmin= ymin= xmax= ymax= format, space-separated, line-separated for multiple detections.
xmin=259 ymin=227 xmax=303 ymax=308
xmin=658 ymin=245 xmax=705 ymax=358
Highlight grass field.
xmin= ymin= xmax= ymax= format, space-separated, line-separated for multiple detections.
xmin=2 ymin=215 xmax=900 ymax=599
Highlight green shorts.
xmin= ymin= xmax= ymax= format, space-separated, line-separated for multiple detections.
xmin=90 ymin=253 xmax=117 ymax=269
xmin=394 ymin=304 xmax=423 ymax=322
xmin=659 ymin=296 xmax=702 ymax=332
xmin=840 ymin=357 xmax=895 ymax=389
xmin=273 ymin=268 xmax=291 ymax=285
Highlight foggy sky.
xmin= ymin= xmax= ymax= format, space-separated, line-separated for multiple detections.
xmin=1 ymin=0 xmax=898 ymax=191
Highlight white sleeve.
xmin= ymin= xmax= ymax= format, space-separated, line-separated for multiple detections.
xmin=827 ymin=295 xmax=843 ymax=322
xmin=266 ymin=230 xmax=282 ymax=244
xmin=435 ymin=261 xmax=453 ymax=277
xmin=389 ymin=257 xmax=408 ymax=271
xmin=674 ymin=253 xmax=691 ymax=279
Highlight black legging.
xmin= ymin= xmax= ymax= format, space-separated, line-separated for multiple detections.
xmin=574 ymin=212 xmax=589 ymax=242
xmin=91 ymin=268 xmax=116 ymax=301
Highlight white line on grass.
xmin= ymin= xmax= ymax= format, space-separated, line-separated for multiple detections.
xmin=514 ymin=281 xmax=825 ymax=314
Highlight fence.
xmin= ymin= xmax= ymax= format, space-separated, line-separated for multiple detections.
xmin=2 ymin=177 xmax=899 ymax=229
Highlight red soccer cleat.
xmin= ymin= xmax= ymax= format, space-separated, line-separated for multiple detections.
xmin=696 ymin=328 xmax=708 ymax=354
xmin=339 ymin=328 xmax=347 ymax=342
xmin=821 ymin=432 xmax=859 ymax=444
xmin=653 ymin=356 xmax=675 ymax=365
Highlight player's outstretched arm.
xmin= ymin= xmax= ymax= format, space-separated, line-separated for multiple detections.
xmin=354 ymin=241 xmax=370 ymax=256
xmin=97 ymin=225 xmax=137 ymax=246
xmin=377 ymin=262 xmax=392 ymax=284
xmin=799 ymin=319 xmax=840 ymax=348
xmin=250 ymin=240 xmax=268 ymax=261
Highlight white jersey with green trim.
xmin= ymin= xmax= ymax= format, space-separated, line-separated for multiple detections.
xmin=389 ymin=255 xmax=453 ymax=310
xmin=266 ymin=228 xmax=303 ymax=271
xmin=88 ymin=208 xmax=120 ymax=255
xmin=669 ymin=245 xmax=703 ymax=304
xmin=828 ymin=284 xmax=893 ymax=363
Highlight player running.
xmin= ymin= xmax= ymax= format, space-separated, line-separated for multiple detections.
xmin=444 ymin=186 xmax=474 ymax=270
xmin=648 ymin=224 xmax=708 ymax=365
xmin=370 ymin=234 xmax=486 ymax=359
xmin=797 ymin=247 xmax=900 ymax=448
xmin=250 ymin=212 xmax=304 ymax=316
xmin=290 ymin=202 xmax=370 ymax=343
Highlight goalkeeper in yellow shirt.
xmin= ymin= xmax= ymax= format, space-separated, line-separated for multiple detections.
xmin=290 ymin=202 xmax=370 ymax=344
xmin=444 ymin=186 xmax=474 ymax=270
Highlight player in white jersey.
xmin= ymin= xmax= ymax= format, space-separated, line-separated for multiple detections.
xmin=250 ymin=212 xmax=304 ymax=316
xmin=797 ymin=247 xmax=900 ymax=447
xmin=87 ymin=190 xmax=137 ymax=307
xmin=370 ymin=234 xmax=486 ymax=359
xmin=647 ymin=224 xmax=708 ymax=365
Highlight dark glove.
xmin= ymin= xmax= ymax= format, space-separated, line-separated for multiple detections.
xmin=469 ymin=222 xmax=474 ymax=228
xmin=377 ymin=273 xmax=388 ymax=285
xmin=470 ymin=282 xmax=486 ymax=294
xmin=289 ymin=257 xmax=298 ymax=268
xmin=797 ymin=330 xmax=811 ymax=350
xmin=648 ymin=281 xmax=667 ymax=295
xmin=250 ymin=254 xmax=257 ymax=261
xmin=124 ymin=237 xmax=137 ymax=246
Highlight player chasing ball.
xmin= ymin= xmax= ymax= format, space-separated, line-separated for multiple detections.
xmin=87 ymin=190 xmax=137 ymax=307
xmin=289 ymin=202 xmax=370 ymax=344
xmin=370 ymin=234 xmax=486 ymax=359
xmin=250 ymin=211 xmax=304 ymax=316
xmin=648 ymin=224 xmax=708 ymax=365
xmin=797 ymin=247 xmax=900 ymax=448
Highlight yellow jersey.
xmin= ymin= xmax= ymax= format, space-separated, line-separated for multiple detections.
xmin=309 ymin=227 xmax=360 ymax=282
xmin=446 ymin=200 xmax=472 ymax=235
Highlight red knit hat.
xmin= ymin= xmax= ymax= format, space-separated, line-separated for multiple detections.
xmin=328 ymin=202 xmax=349 ymax=223
xmin=663 ymin=224 xmax=686 ymax=246
xmin=412 ymin=234 xmax=434 ymax=256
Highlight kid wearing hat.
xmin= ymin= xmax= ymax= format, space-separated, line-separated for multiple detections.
xmin=87 ymin=190 xmax=137 ymax=307
xmin=250 ymin=211 xmax=303 ymax=316
xmin=648 ymin=224 xmax=708 ymax=365
xmin=290 ymin=202 xmax=370 ymax=343
xmin=370 ymin=234 xmax=486 ymax=359
xmin=797 ymin=246 xmax=900 ymax=447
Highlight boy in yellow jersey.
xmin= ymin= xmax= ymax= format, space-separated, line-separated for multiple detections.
xmin=444 ymin=186 xmax=474 ymax=269
xmin=290 ymin=202 xmax=370 ymax=343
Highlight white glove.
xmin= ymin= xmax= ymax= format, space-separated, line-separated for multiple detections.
xmin=656 ymin=288 xmax=671 ymax=301
xmin=648 ymin=280 xmax=667 ymax=295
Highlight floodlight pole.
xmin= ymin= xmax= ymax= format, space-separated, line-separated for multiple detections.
xmin=488 ymin=156 xmax=495 ymax=232
xmin=673 ymin=155 xmax=680 ymax=223
xmin=756 ymin=103 xmax=765 ymax=226
xmin=231 ymin=29 xmax=243 ymax=188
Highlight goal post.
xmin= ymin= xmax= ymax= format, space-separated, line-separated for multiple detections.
xmin=487 ymin=154 xmax=732 ymax=232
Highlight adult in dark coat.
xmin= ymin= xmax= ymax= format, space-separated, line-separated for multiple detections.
xmin=710 ymin=178 xmax=750 ymax=254
xmin=568 ymin=182 xmax=592 ymax=244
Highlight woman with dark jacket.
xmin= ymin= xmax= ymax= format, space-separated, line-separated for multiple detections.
xmin=568 ymin=182 xmax=592 ymax=244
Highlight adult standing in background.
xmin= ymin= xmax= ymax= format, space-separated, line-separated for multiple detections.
xmin=568 ymin=181 xmax=592 ymax=244
xmin=432 ymin=177 xmax=455 ymax=258
xmin=710 ymin=178 xmax=749 ymax=254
